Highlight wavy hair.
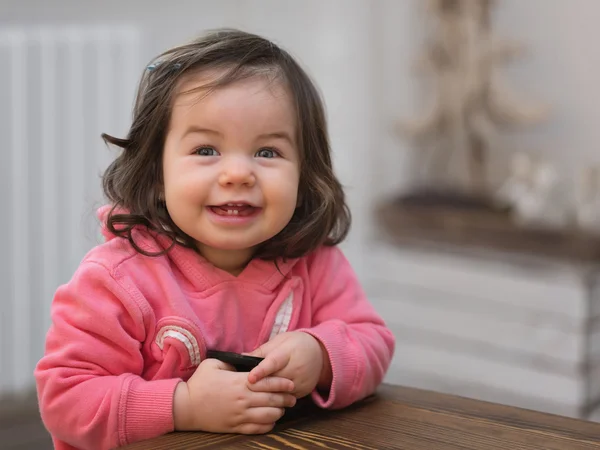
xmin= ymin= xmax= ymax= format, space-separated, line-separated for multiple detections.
xmin=102 ymin=28 xmax=350 ymax=260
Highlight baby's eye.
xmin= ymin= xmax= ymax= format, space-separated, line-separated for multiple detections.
xmin=255 ymin=148 xmax=278 ymax=158
xmin=194 ymin=146 xmax=219 ymax=156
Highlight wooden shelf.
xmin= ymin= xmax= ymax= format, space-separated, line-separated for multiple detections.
xmin=377 ymin=195 xmax=600 ymax=264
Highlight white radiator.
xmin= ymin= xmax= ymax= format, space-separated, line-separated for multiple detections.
xmin=0 ymin=25 xmax=142 ymax=396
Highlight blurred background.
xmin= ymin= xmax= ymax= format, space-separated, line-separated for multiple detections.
xmin=2 ymin=0 xmax=600 ymax=447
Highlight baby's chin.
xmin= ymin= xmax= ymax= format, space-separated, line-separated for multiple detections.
xmin=194 ymin=231 xmax=283 ymax=252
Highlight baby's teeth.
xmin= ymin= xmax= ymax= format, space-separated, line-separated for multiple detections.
xmin=227 ymin=209 xmax=239 ymax=215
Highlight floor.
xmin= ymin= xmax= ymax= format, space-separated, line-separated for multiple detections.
xmin=0 ymin=392 xmax=52 ymax=450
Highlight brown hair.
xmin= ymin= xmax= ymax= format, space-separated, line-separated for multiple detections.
xmin=102 ymin=28 xmax=350 ymax=260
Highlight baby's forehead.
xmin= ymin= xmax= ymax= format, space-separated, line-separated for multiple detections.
xmin=174 ymin=67 xmax=288 ymax=100
xmin=168 ymin=71 xmax=297 ymax=138
xmin=172 ymin=76 xmax=292 ymax=117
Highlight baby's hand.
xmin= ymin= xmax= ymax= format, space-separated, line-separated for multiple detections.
xmin=173 ymin=358 xmax=296 ymax=434
xmin=247 ymin=332 xmax=331 ymax=399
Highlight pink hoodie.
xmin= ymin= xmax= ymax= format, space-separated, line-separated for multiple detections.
xmin=34 ymin=207 xmax=395 ymax=450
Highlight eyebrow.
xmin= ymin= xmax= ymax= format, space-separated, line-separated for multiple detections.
xmin=182 ymin=126 xmax=222 ymax=137
xmin=182 ymin=126 xmax=294 ymax=145
xmin=257 ymin=131 xmax=294 ymax=145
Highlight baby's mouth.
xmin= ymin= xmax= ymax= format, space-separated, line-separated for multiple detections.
xmin=209 ymin=203 xmax=259 ymax=216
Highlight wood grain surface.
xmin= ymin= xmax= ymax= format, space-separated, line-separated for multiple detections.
xmin=120 ymin=384 xmax=600 ymax=449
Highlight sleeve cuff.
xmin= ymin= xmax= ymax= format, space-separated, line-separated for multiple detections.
xmin=298 ymin=321 xmax=360 ymax=409
xmin=120 ymin=376 xmax=182 ymax=446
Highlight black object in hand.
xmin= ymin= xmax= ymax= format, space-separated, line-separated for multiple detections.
xmin=206 ymin=350 xmax=264 ymax=372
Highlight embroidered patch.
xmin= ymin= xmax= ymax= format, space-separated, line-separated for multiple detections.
xmin=269 ymin=291 xmax=294 ymax=339
xmin=155 ymin=325 xmax=201 ymax=366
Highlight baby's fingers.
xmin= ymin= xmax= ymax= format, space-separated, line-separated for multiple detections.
xmin=234 ymin=422 xmax=276 ymax=435
xmin=243 ymin=407 xmax=286 ymax=426
xmin=247 ymin=376 xmax=294 ymax=394
xmin=248 ymin=352 xmax=289 ymax=384
xmin=248 ymin=391 xmax=297 ymax=409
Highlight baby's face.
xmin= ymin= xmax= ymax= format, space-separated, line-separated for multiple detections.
xmin=162 ymin=72 xmax=300 ymax=268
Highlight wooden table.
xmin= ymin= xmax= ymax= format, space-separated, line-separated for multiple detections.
xmin=122 ymin=384 xmax=600 ymax=449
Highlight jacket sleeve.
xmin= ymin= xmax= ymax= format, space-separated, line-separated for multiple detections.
xmin=298 ymin=246 xmax=395 ymax=409
xmin=34 ymin=260 xmax=181 ymax=450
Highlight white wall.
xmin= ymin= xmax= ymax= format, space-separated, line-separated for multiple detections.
xmin=495 ymin=0 xmax=600 ymax=176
